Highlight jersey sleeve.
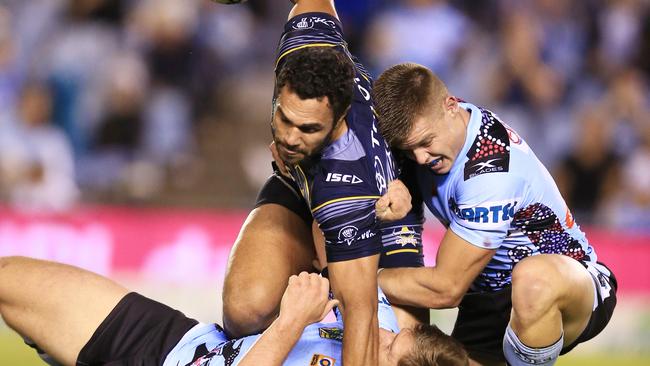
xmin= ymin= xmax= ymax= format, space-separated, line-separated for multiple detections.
xmin=449 ymin=173 xmax=526 ymax=250
xmin=378 ymin=159 xmax=425 ymax=268
xmin=311 ymin=159 xmax=383 ymax=263
xmin=275 ymin=12 xmax=346 ymax=73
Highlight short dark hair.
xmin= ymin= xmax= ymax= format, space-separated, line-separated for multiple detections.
xmin=275 ymin=47 xmax=354 ymax=123
xmin=373 ymin=63 xmax=447 ymax=148
xmin=399 ymin=324 xmax=469 ymax=366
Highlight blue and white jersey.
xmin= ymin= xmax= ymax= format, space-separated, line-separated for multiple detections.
xmin=417 ymin=102 xmax=609 ymax=292
xmin=163 ymin=289 xmax=400 ymax=366
xmin=276 ymin=12 xmax=423 ymax=264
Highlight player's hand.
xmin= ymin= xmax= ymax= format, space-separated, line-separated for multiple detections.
xmin=269 ymin=141 xmax=291 ymax=178
xmin=279 ymin=272 xmax=339 ymax=327
xmin=375 ymin=179 xmax=412 ymax=222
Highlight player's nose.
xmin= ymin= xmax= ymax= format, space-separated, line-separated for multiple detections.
xmin=284 ymin=127 xmax=302 ymax=148
xmin=413 ymin=148 xmax=429 ymax=166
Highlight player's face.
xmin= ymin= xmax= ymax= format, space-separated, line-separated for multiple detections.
xmin=400 ymin=98 xmax=467 ymax=175
xmin=271 ymin=86 xmax=340 ymax=165
xmin=378 ymin=328 xmax=416 ymax=366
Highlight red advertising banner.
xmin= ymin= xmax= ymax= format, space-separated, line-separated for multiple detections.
xmin=0 ymin=206 xmax=647 ymax=294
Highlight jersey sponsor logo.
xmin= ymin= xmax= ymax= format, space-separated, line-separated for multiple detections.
xmin=318 ymin=327 xmax=344 ymax=342
xmin=393 ymin=226 xmax=417 ymax=246
xmin=450 ymin=198 xmax=519 ymax=228
xmin=337 ymin=225 xmax=375 ymax=245
xmin=465 ymin=156 xmax=508 ymax=179
xmin=294 ymin=17 xmax=314 ymax=29
xmin=354 ymin=77 xmax=371 ymax=101
xmin=471 ymin=158 xmax=501 ymax=171
xmin=464 ymin=108 xmax=511 ymax=180
xmin=325 ymin=172 xmax=363 ymax=184
xmin=292 ymin=16 xmax=337 ymax=30
xmin=310 ymin=354 xmax=336 ymax=366
xmin=368 ymin=114 xmax=396 ymax=194
xmin=337 ymin=225 xmax=357 ymax=245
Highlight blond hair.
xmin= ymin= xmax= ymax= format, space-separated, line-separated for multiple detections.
xmin=373 ymin=63 xmax=448 ymax=147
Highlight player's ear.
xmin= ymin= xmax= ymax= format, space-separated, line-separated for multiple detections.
xmin=445 ymin=96 xmax=459 ymax=115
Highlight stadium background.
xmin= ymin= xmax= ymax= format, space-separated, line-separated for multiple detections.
xmin=0 ymin=0 xmax=648 ymax=364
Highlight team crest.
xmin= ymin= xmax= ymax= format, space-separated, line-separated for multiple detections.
xmin=394 ymin=226 xmax=417 ymax=246
xmin=318 ymin=327 xmax=343 ymax=342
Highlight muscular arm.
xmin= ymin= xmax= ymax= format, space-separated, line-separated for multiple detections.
xmin=288 ymin=0 xmax=339 ymax=20
xmin=239 ymin=273 xmax=337 ymax=366
xmin=379 ymin=228 xmax=495 ymax=308
xmin=328 ymin=254 xmax=380 ymax=366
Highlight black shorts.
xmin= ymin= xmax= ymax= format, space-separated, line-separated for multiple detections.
xmin=76 ymin=292 xmax=199 ymax=366
xmin=451 ymin=262 xmax=618 ymax=363
xmin=255 ymin=168 xmax=313 ymax=226
xmin=255 ymin=168 xmax=423 ymax=269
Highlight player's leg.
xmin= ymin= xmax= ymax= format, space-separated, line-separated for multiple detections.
xmin=0 ymin=256 xmax=129 ymax=366
xmin=504 ymin=254 xmax=595 ymax=365
xmin=451 ymin=287 xmax=512 ymax=366
xmin=222 ymin=175 xmax=315 ymax=337
xmin=222 ymin=204 xmax=314 ymax=337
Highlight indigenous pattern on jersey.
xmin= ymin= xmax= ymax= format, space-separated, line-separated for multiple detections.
xmin=417 ymin=102 xmax=610 ymax=292
xmin=162 ymin=289 xmax=400 ymax=366
xmin=276 ymin=12 xmax=423 ymax=263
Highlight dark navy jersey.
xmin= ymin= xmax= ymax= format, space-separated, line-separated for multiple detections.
xmin=275 ymin=13 xmax=423 ymax=263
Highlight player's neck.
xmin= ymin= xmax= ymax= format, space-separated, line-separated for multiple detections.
xmin=459 ymin=107 xmax=471 ymax=129
xmin=330 ymin=118 xmax=349 ymax=142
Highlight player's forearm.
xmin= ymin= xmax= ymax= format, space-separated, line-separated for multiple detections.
xmin=341 ymin=306 xmax=379 ymax=366
xmin=329 ymin=255 xmax=381 ymax=366
xmin=378 ymin=267 xmax=463 ymax=309
xmin=238 ymin=315 xmax=304 ymax=366
xmin=288 ymin=0 xmax=338 ymax=20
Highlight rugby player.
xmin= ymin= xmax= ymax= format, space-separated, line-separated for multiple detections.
xmin=0 ymin=256 xmax=468 ymax=366
xmin=222 ymin=1 xmax=427 ymax=365
xmin=371 ymin=63 xmax=617 ymax=365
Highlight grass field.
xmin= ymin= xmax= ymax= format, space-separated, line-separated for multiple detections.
xmin=1 ymin=329 xmax=649 ymax=366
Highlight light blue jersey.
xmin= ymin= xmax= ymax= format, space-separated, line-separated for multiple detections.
xmin=418 ymin=102 xmax=610 ymax=292
xmin=163 ymin=289 xmax=399 ymax=366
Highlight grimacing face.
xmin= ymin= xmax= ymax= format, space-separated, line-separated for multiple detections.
xmin=378 ymin=328 xmax=416 ymax=366
xmin=271 ymin=85 xmax=341 ymax=165
xmin=399 ymin=97 xmax=468 ymax=175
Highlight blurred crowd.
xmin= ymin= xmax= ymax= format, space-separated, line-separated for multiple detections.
xmin=0 ymin=0 xmax=648 ymax=230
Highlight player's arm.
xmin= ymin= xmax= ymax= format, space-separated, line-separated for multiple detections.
xmin=379 ymin=174 xmax=521 ymax=308
xmin=378 ymin=229 xmax=495 ymax=308
xmin=288 ymin=0 xmax=339 ymax=20
xmin=328 ymin=254 xmax=380 ymax=366
xmin=375 ymin=179 xmax=413 ymax=222
xmin=238 ymin=272 xmax=338 ymax=366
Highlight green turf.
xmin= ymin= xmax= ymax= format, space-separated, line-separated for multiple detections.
xmin=0 ymin=329 xmax=42 ymax=366
xmin=556 ymin=354 xmax=650 ymax=366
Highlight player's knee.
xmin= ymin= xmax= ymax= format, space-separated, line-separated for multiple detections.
xmin=511 ymin=257 xmax=561 ymax=320
xmin=223 ymin=283 xmax=280 ymax=336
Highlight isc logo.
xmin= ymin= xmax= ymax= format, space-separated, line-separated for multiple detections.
xmin=325 ymin=173 xmax=363 ymax=184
